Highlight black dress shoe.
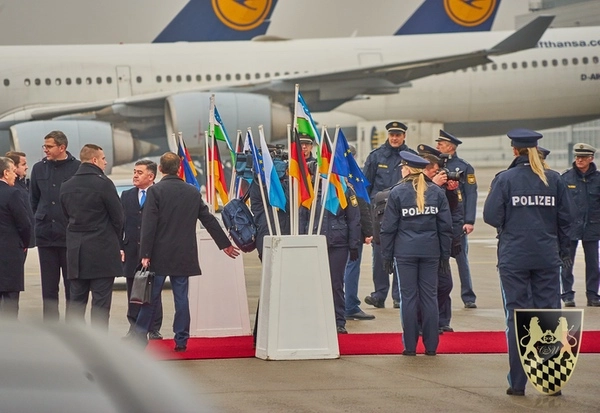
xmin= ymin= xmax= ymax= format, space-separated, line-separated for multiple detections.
xmin=336 ymin=326 xmax=348 ymax=334
xmin=402 ymin=350 xmax=416 ymax=356
xmin=345 ymin=310 xmax=375 ymax=320
xmin=393 ymin=300 xmax=400 ymax=309
xmin=174 ymin=345 xmax=187 ymax=352
xmin=464 ymin=302 xmax=477 ymax=309
xmin=506 ymin=387 xmax=525 ymax=396
xmin=587 ymin=299 xmax=600 ymax=307
xmin=364 ymin=295 xmax=385 ymax=308
xmin=439 ymin=325 xmax=454 ymax=333
xmin=425 ymin=351 xmax=436 ymax=356
xmin=148 ymin=330 xmax=163 ymax=340
xmin=564 ymin=300 xmax=576 ymax=308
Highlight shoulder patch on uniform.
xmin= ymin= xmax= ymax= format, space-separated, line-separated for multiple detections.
xmin=378 ymin=164 xmax=388 ymax=169
xmin=467 ymin=174 xmax=476 ymax=184
xmin=349 ymin=195 xmax=358 ymax=207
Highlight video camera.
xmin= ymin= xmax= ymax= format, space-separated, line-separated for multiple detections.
xmin=438 ymin=153 xmax=464 ymax=182
xmin=268 ymin=144 xmax=288 ymax=161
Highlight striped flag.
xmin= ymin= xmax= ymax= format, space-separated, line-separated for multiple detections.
xmin=207 ymin=142 xmax=229 ymax=208
xmin=289 ymin=130 xmax=314 ymax=208
xmin=177 ymin=134 xmax=201 ymax=191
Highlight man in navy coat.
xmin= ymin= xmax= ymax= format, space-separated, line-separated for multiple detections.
xmin=120 ymin=159 xmax=163 ymax=339
xmin=133 ymin=152 xmax=239 ymax=352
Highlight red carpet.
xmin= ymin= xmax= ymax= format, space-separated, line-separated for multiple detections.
xmin=147 ymin=331 xmax=600 ymax=360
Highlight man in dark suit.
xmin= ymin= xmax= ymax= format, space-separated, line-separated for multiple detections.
xmin=0 ymin=157 xmax=32 ymax=318
xmin=5 ymin=151 xmax=35 ymax=250
xmin=120 ymin=159 xmax=163 ymax=339
xmin=60 ymin=144 xmax=124 ymax=329
xmin=132 ymin=152 xmax=239 ymax=352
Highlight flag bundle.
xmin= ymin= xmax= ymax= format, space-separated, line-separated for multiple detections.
xmin=176 ymin=133 xmax=201 ymax=191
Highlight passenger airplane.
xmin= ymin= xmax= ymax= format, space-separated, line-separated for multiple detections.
xmin=0 ymin=17 xmax=552 ymax=172
xmin=0 ymin=0 xmax=515 ymax=45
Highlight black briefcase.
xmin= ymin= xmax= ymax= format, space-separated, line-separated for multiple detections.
xmin=130 ymin=266 xmax=155 ymax=304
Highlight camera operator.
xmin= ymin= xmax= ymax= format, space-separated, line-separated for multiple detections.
xmin=435 ymin=130 xmax=478 ymax=309
xmin=418 ymin=144 xmax=464 ymax=333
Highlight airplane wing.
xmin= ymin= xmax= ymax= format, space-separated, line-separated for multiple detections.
xmin=19 ymin=16 xmax=553 ymax=122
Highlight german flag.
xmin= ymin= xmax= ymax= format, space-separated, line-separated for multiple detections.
xmin=207 ymin=142 xmax=229 ymax=208
xmin=289 ymin=130 xmax=314 ymax=208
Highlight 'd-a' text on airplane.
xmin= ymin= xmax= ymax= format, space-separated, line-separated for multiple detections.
xmin=0 ymin=0 xmax=518 ymax=45
xmin=0 ymin=16 xmax=551 ymax=172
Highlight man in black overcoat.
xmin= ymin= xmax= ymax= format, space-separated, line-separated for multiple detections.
xmin=60 ymin=144 xmax=124 ymax=329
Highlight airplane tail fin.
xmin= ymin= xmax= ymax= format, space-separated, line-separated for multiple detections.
xmin=154 ymin=0 xmax=278 ymax=43
xmin=395 ymin=0 xmax=502 ymax=35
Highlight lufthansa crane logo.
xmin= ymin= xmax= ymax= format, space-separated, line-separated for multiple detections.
xmin=444 ymin=0 xmax=496 ymax=27
xmin=212 ymin=0 xmax=273 ymax=31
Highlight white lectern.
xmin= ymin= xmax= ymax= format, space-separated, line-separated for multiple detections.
xmin=188 ymin=227 xmax=251 ymax=337
xmin=255 ymin=235 xmax=339 ymax=360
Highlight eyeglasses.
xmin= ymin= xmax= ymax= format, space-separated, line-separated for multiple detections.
xmin=42 ymin=144 xmax=57 ymax=150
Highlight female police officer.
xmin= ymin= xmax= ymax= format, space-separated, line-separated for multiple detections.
xmin=380 ymin=151 xmax=452 ymax=356
xmin=483 ymin=129 xmax=572 ymax=396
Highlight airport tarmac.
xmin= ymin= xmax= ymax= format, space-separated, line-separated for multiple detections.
xmin=16 ymin=167 xmax=600 ymax=412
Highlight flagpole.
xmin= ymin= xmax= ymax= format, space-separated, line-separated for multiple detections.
xmin=292 ymin=85 xmax=300 ymax=236
xmin=287 ymin=124 xmax=296 ymax=235
xmin=307 ymin=126 xmax=327 ymax=235
xmin=229 ymin=130 xmax=242 ymax=198
xmin=204 ymin=129 xmax=213 ymax=214
xmin=317 ymin=126 xmax=340 ymax=235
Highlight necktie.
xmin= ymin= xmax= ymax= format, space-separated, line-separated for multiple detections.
xmin=140 ymin=190 xmax=146 ymax=207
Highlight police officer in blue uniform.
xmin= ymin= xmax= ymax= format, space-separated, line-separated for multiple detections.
xmin=436 ymin=130 xmax=478 ymax=308
xmin=560 ymin=143 xmax=600 ymax=307
xmin=483 ymin=129 xmax=572 ymax=396
xmin=363 ymin=121 xmax=417 ymax=309
xmin=380 ymin=151 xmax=452 ymax=356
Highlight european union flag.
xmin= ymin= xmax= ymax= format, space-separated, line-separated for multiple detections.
xmin=337 ymin=129 xmax=370 ymax=203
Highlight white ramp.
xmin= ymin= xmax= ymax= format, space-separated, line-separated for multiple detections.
xmin=188 ymin=227 xmax=251 ymax=337
xmin=255 ymin=235 xmax=339 ymax=360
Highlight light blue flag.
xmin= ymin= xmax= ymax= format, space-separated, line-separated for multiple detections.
xmin=259 ymin=130 xmax=287 ymax=211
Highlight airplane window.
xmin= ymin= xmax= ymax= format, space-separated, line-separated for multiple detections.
xmin=45 ymin=78 xmax=51 ymax=85
xmin=24 ymin=79 xmax=31 ymax=86
xmin=274 ymin=72 xmax=280 ymax=77
xmin=532 ymin=61 xmax=538 ymax=68
xmin=216 ymin=74 xmax=222 ymax=81
xmin=106 ymin=77 xmax=112 ymax=84
xmin=501 ymin=63 xmax=507 ymax=70
xmin=206 ymin=74 xmax=212 ymax=81
xmin=245 ymin=73 xmax=251 ymax=80
xmin=542 ymin=60 xmax=548 ymax=67
xmin=255 ymin=73 xmax=261 ymax=79
xmin=582 ymin=57 xmax=588 ymax=64
xmin=593 ymin=56 xmax=599 ymax=63
xmin=156 ymin=75 xmax=162 ymax=83
xmin=76 ymin=78 xmax=82 ymax=85
xmin=511 ymin=62 xmax=517 ymax=69
xmin=482 ymin=64 xmax=487 ymax=71
xmin=224 ymin=74 xmax=229 ymax=81
xmin=186 ymin=75 xmax=191 ymax=82
xmin=66 ymin=78 xmax=72 ymax=85
xmin=136 ymin=76 xmax=142 ymax=83
xmin=35 ymin=78 xmax=41 ymax=86
xmin=572 ymin=58 xmax=578 ymax=65
xmin=562 ymin=58 xmax=568 ymax=66
xmin=284 ymin=71 xmax=289 ymax=75
xmin=96 ymin=77 xmax=102 ymax=84
xmin=522 ymin=62 xmax=527 ymax=69
xmin=235 ymin=73 xmax=241 ymax=80
xmin=3 ymin=79 xmax=8 ymax=86
xmin=471 ymin=66 xmax=477 ymax=72
xmin=552 ymin=59 xmax=558 ymax=66
xmin=196 ymin=74 xmax=201 ymax=82
xmin=491 ymin=64 xmax=497 ymax=70
xmin=166 ymin=75 xmax=172 ymax=82
xmin=265 ymin=73 xmax=270 ymax=78
xmin=86 ymin=77 xmax=92 ymax=85
xmin=176 ymin=75 xmax=182 ymax=82
xmin=55 ymin=78 xmax=61 ymax=85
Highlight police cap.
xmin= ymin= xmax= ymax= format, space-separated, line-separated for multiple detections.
xmin=436 ymin=129 xmax=462 ymax=146
xmin=298 ymin=134 xmax=314 ymax=144
xmin=538 ymin=146 xmax=551 ymax=159
xmin=417 ymin=144 xmax=442 ymax=164
xmin=507 ymin=128 xmax=543 ymax=148
xmin=385 ymin=121 xmax=407 ymax=133
xmin=573 ymin=143 xmax=596 ymax=156
xmin=399 ymin=151 xmax=429 ymax=169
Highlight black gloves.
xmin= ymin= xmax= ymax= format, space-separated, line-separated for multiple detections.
xmin=450 ymin=237 xmax=462 ymax=258
xmin=439 ymin=258 xmax=451 ymax=276
xmin=383 ymin=259 xmax=394 ymax=275
xmin=561 ymin=254 xmax=573 ymax=272
xmin=349 ymin=248 xmax=359 ymax=262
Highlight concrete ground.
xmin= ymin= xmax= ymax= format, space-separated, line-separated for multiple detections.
xmin=16 ymin=167 xmax=600 ymax=412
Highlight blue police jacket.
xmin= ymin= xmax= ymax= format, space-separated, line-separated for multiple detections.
xmin=30 ymin=152 xmax=81 ymax=247
xmin=483 ymin=156 xmax=573 ymax=270
xmin=561 ymin=162 xmax=600 ymax=241
xmin=445 ymin=153 xmax=477 ymax=225
xmin=380 ymin=175 xmax=453 ymax=260
xmin=363 ymin=141 xmax=417 ymax=199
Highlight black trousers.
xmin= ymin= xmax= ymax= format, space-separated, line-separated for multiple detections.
xmin=67 ymin=277 xmax=115 ymax=330
xmin=126 ymin=277 xmax=163 ymax=332
xmin=328 ymin=246 xmax=349 ymax=328
xmin=0 ymin=291 xmax=20 ymax=318
xmin=37 ymin=246 xmax=70 ymax=321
